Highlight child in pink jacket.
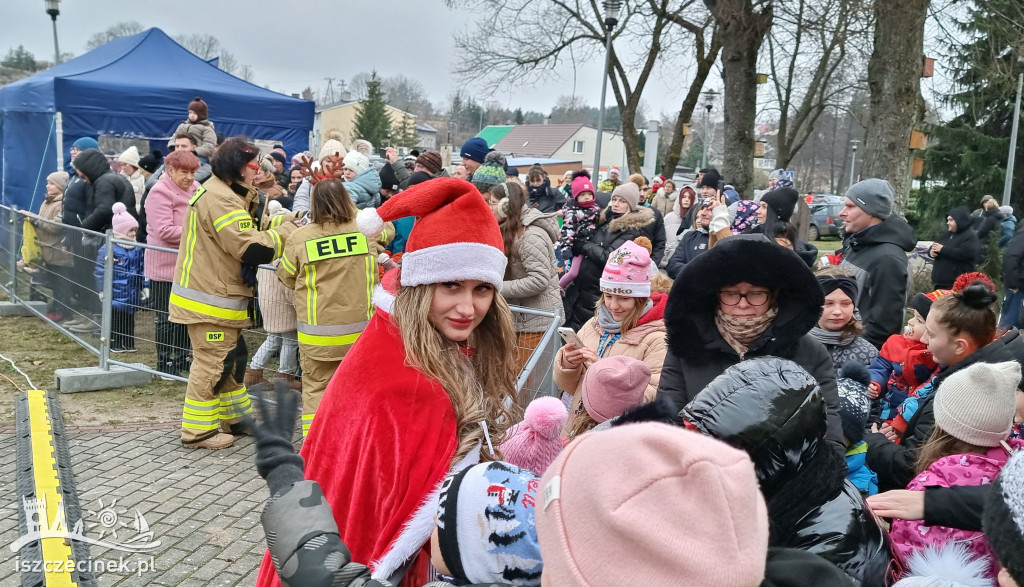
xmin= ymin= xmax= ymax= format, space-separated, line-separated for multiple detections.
xmin=890 ymin=360 xmax=1024 ymax=581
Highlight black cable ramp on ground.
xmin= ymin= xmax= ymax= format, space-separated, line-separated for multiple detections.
xmin=15 ymin=389 xmax=95 ymax=587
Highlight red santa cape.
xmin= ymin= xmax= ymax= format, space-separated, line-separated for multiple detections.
xmin=256 ymin=284 xmax=475 ymax=586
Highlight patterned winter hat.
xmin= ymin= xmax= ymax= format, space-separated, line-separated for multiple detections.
xmin=983 ymin=451 xmax=1024 ymax=585
xmin=500 ymin=397 xmax=568 ymax=476
xmin=471 ymin=162 xmax=507 ymax=194
xmin=600 ymin=240 xmax=653 ymax=298
xmin=836 ymin=361 xmax=871 ymax=444
xmin=436 ymin=461 xmax=543 ymax=586
xmin=416 ymin=151 xmax=443 ymax=175
xmin=356 ymin=177 xmax=506 ymax=289
xmin=318 ymin=139 xmax=345 ymax=161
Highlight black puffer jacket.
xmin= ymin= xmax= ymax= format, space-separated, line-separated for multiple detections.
xmin=61 ymin=173 xmax=93 ymax=229
xmin=682 ymin=358 xmax=894 ymax=586
xmin=931 ymin=205 xmax=980 ymax=289
xmin=655 ymin=234 xmax=846 ymax=453
xmin=562 ymin=206 xmax=658 ymax=330
xmin=72 ymin=150 xmax=136 ymax=232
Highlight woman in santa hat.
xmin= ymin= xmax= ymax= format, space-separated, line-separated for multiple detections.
xmin=256 ymin=178 xmax=522 ymax=587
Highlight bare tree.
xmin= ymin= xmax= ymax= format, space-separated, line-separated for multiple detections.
xmin=764 ymin=0 xmax=870 ymax=169
xmin=656 ymin=8 xmax=722 ymax=177
xmin=174 ymin=34 xmax=255 ymax=82
xmin=85 ymin=21 xmax=144 ymax=50
xmin=860 ymin=0 xmax=930 ymax=215
xmin=705 ymin=0 xmax=773 ymax=197
xmin=446 ymin=0 xmax=704 ymax=173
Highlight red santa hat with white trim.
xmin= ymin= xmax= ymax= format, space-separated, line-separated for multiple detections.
xmin=357 ymin=177 xmax=507 ymax=289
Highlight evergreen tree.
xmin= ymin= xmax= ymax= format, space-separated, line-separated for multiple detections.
xmin=917 ymin=1 xmax=1023 ymax=239
xmin=394 ymin=113 xmax=419 ymax=149
xmin=2 ymin=45 xmax=36 ymax=72
xmin=514 ymin=108 xmax=525 ymax=124
xmin=353 ymin=71 xmax=391 ymax=148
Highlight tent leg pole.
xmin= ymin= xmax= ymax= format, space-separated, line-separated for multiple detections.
xmin=54 ymin=112 xmax=64 ymax=171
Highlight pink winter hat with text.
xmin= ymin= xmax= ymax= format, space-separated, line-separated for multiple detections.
xmin=537 ymin=423 xmax=769 ymax=586
xmin=583 ymin=355 xmax=651 ymax=422
xmin=499 ymin=397 xmax=567 ymax=477
xmin=599 ymin=240 xmax=653 ymax=297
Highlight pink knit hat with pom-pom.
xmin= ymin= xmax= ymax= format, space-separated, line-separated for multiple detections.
xmin=499 ymin=397 xmax=568 ymax=476
xmin=111 ymin=202 xmax=138 ymax=236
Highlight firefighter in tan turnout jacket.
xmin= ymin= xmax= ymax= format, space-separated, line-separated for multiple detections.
xmin=170 ymin=138 xmax=301 ymax=450
xmin=278 ymin=179 xmax=393 ymax=435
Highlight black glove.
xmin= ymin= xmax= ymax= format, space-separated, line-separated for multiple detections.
xmin=248 ymin=380 xmax=305 ymax=496
xmin=571 ymin=236 xmax=588 ymax=256
xmin=240 ymin=263 xmax=259 ymax=286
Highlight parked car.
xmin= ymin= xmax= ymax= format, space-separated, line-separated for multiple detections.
xmin=808 ymin=201 xmax=845 ymax=240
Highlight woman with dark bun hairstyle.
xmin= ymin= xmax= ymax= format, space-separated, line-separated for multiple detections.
xmin=865 ymin=276 xmax=1024 ymax=491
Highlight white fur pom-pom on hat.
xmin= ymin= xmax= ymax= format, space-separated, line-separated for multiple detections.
xmin=111 ymin=201 xmax=138 ymax=236
xmin=357 ymin=207 xmax=385 ymax=238
xmin=499 ymin=396 xmax=568 ymax=476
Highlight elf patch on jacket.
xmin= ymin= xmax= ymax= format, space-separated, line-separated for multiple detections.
xmin=840 ymin=215 xmax=917 ymax=348
xmin=931 ymin=206 xmax=980 ymax=289
xmin=94 ymin=242 xmax=144 ymax=313
xmin=890 ymin=438 xmax=1024 ymax=581
xmin=501 ymin=208 xmax=564 ymax=333
xmin=169 ymin=175 xmax=297 ymax=328
xmin=868 ymin=334 xmax=938 ymax=424
xmin=277 ymin=219 xmax=393 ymax=360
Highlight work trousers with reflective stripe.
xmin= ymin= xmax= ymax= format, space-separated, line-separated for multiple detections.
xmin=182 ymin=323 xmax=253 ymax=442
xmin=299 ymin=351 xmax=341 ymax=437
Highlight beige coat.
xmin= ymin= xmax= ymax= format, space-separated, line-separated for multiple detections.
xmin=650 ymin=187 xmax=676 ymax=216
xmin=553 ymin=293 xmax=668 ymax=435
xmin=501 ymin=207 xmax=564 ymax=332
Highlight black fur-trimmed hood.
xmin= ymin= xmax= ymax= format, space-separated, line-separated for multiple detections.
xmin=664 ymin=233 xmax=824 ymax=357
xmin=599 ymin=206 xmax=656 ymax=233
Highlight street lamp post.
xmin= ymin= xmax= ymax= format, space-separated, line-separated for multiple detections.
xmin=592 ymin=1 xmax=622 ymax=180
xmin=849 ymin=139 xmax=860 ymax=189
xmin=700 ymin=90 xmax=717 ymax=170
xmin=45 ymin=0 xmax=61 ymax=66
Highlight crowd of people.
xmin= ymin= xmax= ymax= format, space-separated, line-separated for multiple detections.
xmin=13 ymin=99 xmax=1024 ymax=586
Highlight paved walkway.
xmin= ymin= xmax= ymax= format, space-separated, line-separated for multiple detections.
xmin=1 ymin=424 xmax=275 ymax=586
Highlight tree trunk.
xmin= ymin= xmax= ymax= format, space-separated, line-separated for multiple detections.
xmin=860 ymin=0 xmax=929 ymax=216
xmin=706 ymin=0 xmax=772 ymax=198
xmin=661 ymin=28 xmax=722 ymax=178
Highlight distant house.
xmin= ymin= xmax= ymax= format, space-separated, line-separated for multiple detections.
xmin=314 ymin=99 xmax=428 ymax=153
xmin=486 ymin=124 xmax=626 ymax=176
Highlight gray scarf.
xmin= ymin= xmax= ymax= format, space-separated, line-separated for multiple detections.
xmin=597 ymin=299 xmax=654 ymax=334
xmin=809 ymin=326 xmax=855 ymax=348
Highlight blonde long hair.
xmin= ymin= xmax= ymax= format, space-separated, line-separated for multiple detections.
xmin=392 ymin=283 xmax=522 ymax=465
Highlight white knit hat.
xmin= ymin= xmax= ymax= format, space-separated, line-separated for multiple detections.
xmin=934 ymin=360 xmax=1021 ymax=447
xmin=117 ymin=145 xmax=140 ymax=168
xmin=343 ymin=150 xmax=371 ymax=175
xmin=318 ymin=139 xmax=345 ymax=161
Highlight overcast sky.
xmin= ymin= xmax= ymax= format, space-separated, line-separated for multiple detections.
xmin=1 ymin=0 xmax=639 ymax=116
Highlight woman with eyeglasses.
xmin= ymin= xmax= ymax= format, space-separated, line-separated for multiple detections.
xmin=656 ymin=233 xmax=846 ymax=452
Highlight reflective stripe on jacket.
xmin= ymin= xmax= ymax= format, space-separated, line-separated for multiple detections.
xmin=169 ymin=175 xmax=296 ymax=328
xmin=278 ymin=219 xmax=393 ymax=361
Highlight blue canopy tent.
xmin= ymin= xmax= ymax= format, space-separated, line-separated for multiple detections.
xmin=0 ymin=27 xmax=314 ymax=209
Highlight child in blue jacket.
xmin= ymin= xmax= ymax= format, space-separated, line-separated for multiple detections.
xmin=94 ymin=203 xmax=144 ymax=352
xmin=837 ymin=361 xmax=878 ymax=496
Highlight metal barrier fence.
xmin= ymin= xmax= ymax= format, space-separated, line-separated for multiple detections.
xmin=0 ymin=204 xmax=558 ymax=402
